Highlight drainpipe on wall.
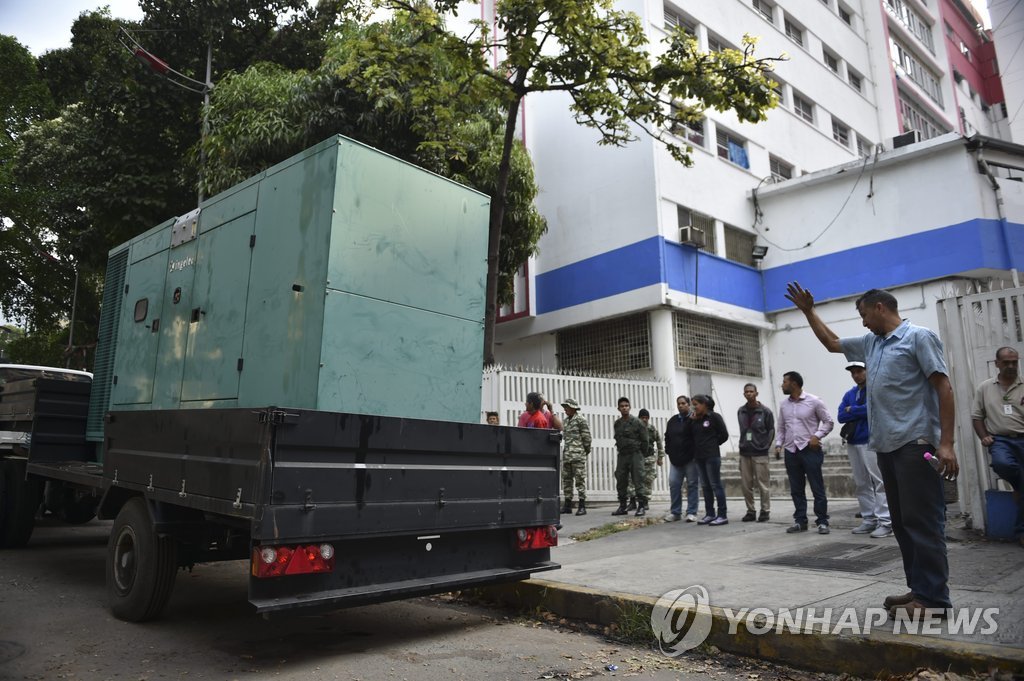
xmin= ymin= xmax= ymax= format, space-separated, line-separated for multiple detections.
xmin=972 ymin=142 xmax=1020 ymax=287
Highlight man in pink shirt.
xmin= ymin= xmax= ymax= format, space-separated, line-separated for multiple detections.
xmin=775 ymin=371 xmax=834 ymax=535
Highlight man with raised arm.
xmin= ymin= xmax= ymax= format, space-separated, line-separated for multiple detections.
xmin=784 ymin=282 xmax=958 ymax=618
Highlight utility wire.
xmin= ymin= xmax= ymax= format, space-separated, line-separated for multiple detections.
xmin=750 ymin=151 xmax=875 ymax=252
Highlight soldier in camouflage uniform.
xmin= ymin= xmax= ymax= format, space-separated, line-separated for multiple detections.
xmin=626 ymin=409 xmax=664 ymax=511
xmin=613 ymin=397 xmax=649 ymax=517
xmin=559 ymin=398 xmax=592 ymax=516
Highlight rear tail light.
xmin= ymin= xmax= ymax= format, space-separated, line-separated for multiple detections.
xmin=251 ymin=543 xmax=336 ymax=578
xmin=515 ymin=525 xmax=558 ymax=551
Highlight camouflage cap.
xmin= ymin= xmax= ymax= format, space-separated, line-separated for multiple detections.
xmin=560 ymin=398 xmax=580 ymax=410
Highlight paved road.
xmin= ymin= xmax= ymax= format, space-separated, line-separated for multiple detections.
xmin=0 ymin=518 xmax=853 ymax=681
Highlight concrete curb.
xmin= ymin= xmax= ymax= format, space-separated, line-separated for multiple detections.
xmin=475 ymin=579 xmax=1024 ymax=678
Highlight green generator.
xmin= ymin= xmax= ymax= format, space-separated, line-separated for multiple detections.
xmin=87 ymin=135 xmax=490 ymax=437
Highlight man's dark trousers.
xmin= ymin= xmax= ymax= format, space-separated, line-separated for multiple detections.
xmin=615 ymin=450 xmax=645 ymax=503
xmin=876 ymin=441 xmax=951 ymax=608
xmin=989 ymin=435 xmax=1024 ymax=538
xmin=784 ymin=445 xmax=828 ymax=526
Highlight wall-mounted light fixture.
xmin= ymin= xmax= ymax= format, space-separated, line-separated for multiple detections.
xmin=751 ymin=245 xmax=769 ymax=261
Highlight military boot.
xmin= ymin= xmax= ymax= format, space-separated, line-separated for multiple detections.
xmin=612 ymin=501 xmax=628 ymax=516
xmin=626 ymin=497 xmax=637 ymax=511
xmin=561 ymin=499 xmax=573 ymax=514
xmin=575 ymin=501 xmax=587 ymax=516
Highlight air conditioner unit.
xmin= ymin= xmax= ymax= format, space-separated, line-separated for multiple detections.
xmin=891 ymin=130 xmax=921 ymax=149
xmin=679 ymin=226 xmax=706 ymax=248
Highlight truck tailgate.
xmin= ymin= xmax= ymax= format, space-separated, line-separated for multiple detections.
xmin=260 ymin=409 xmax=561 ymax=541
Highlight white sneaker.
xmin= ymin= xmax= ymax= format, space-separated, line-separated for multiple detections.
xmin=663 ymin=513 xmax=682 ymax=522
xmin=685 ymin=514 xmax=698 ymax=522
xmin=851 ymin=521 xmax=878 ymax=534
xmin=870 ymin=525 xmax=893 ymax=538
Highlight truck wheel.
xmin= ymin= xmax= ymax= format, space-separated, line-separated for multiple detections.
xmin=106 ymin=498 xmax=178 ymax=622
xmin=0 ymin=460 xmax=42 ymax=549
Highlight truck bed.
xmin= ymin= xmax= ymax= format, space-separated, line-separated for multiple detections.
xmin=99 ymin=406 xmax=562 ymax=612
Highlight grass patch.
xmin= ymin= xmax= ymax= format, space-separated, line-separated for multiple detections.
xmin=571 ymin=517 xmax=659 ymax=542
xmin=608 ymin=599 xmax=654 ymax=646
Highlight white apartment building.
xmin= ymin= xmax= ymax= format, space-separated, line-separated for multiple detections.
xmin=488 ymin=0 xmax=1022 ymax=435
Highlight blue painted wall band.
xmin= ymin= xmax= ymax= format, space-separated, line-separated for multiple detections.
xmin=534 ymin=219 xmax=1023 ymax=316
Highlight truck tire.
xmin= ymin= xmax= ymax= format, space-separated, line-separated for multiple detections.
xmin=0 ymin=459 xmax=42 ymax=548
xmin=106 ymin=498 xmax=178 ymax=622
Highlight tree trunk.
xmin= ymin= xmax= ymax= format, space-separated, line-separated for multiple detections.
xmin=482 ymin=95 xmax=523 ymax=366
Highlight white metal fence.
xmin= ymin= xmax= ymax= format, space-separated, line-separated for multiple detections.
xmin=481 ymin=365 xmax=676 ymax=501
xmin=936 ymin=283 xmax=1024 ymax=532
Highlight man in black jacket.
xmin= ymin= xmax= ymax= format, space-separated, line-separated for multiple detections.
xmin=664 ymin=395 xmax=700 ymax=522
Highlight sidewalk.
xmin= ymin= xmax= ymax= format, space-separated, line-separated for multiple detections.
xmin=481 ymin=498 xmax=1024 ymax=677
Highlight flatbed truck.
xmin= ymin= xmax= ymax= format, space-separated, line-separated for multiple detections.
xmin=0 ymin=136 xmax=560 ymax=621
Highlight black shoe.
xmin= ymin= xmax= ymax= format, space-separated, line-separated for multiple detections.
xmin=561 ymin=501 xmax=573 ymax=514
xmin=742 ymin=511 xmax=757 ymax=522
xmin=757 ymin=511 xmax=770 ymax=522
xmin=626 ymin=497 xmax=637 ymax=511
xmin=855 ymin=512 xmax=863 ymax=518
xmin=575 ymin=502 xmax=587 ymax=516
xmin=785 ymin=522 xmax=808 ymax=533
xmin=635 ymin=506 xmax=646 ymax=517
xmin=612 ymin=505 xmax=628 ymax=516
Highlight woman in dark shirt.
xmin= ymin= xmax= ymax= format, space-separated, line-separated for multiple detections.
xmin=686 ymin=394 xmax=730 ymax=525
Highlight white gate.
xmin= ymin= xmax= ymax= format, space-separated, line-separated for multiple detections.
xmin=936 ymin=284 xmax=1024 ymax=532
xmin=481 ymin=366 xmax=675 ymax=502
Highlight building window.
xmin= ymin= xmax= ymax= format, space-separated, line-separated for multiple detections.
xmin=674 ymin=311 xmax=763 ymax=377
xmin=669 ymin=105 xmax=706 ymax=148
xmin=557 ymin=313 xmax=651 ymax=374
xmin=890 ymin=37 xmax=943 ymax=105
xmin=753 ymin=0 xmax=774 ymax=22
xmin=664 ymin=5 xmax=696 ymax=36
xmin=769 ymin=154 xmax=793 ymax=181
xmin=793 ymin=93 xmax=815 ymax=123
xmin=838 ymin=5 xmax=853 ymax=25
xmin=707 ymin=33 xmax=731 ymax=53
xmin=716 ymin=128 xmax=750 ymax=169
xmin=898 ymin=93 xmax=947 ymax=140
xmin=724 ymin=225 xmax=757 ymax=267
xmin=848 ymin=70 xmax=862 ymax=92
xmin=823 ymin=50 xmax=839 ymax=73
xmin=784 ymin=17 xmax=804 ymax=46
xmin=856 ymin=136 xmax=873 ymax=157
xmin=832 ymin=118 xmax=851 ymax=147
xmin=885 ymin=0 xmax=934 ymax=53
xmin=678 ymin=206 xmax=717 ymax=252
xmin=764 ymin=73 xmax=786 ymax=106
xmin=681 ymin=118 xmax=705 ymax=147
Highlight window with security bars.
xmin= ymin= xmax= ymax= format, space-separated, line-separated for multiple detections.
xmin=753 ymin=0 xmax=774 ymax=22
xmin=848 ymin=70 xmax=863 ymax=92
xmin=724 ymin=225 xmax=756 ymax=266
xmin=784 ymin=17 xmax=804 ymax=46
xmin=793 ymin=93 xmax=814 ymax=124
xmin=832 ymin=117 xmax=851 ymax=147
xmin=678 ymin=205 xmax=717 ymax=252
xmin=769 ymin=155 xmax=793 ymax=181
xmin=557 ymin=313 xmax=651 ymax=374
xmin=664 ymin=5 xmax=696 ymax=35
xmin=716 ymin=128 xmax=749 ymax=169
xmin=674 ymin=311 xmax=763 ymax=377
xmin=823 ymin=50 xmax=838 ymax=74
